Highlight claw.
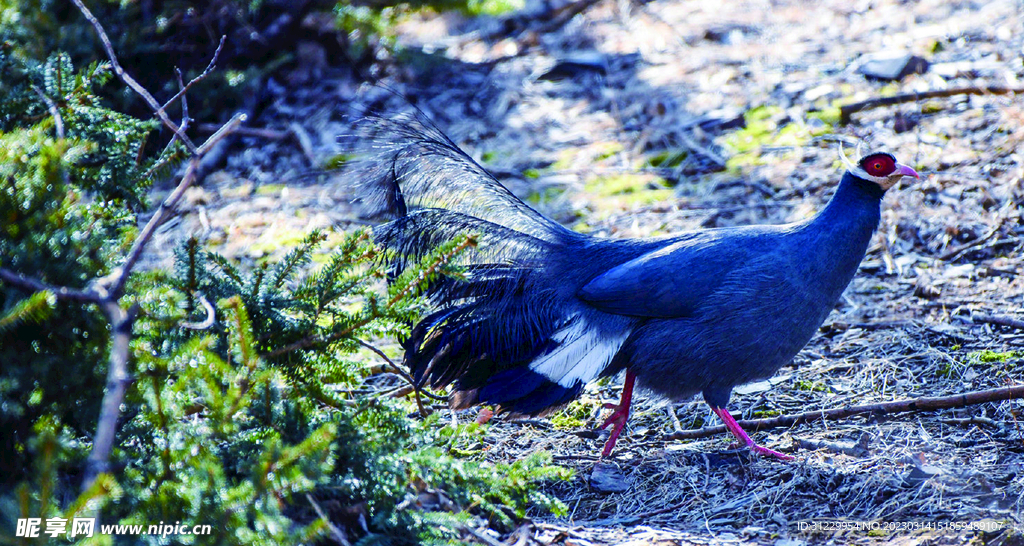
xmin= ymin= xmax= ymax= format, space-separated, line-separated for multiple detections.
xmin=599 ymin=370 xmax=636 ymax=457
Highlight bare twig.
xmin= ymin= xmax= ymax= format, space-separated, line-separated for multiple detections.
xmin=356 ymin=341 xmax=431 ymax=416
xmin=45 ymin=5 xmax=245 ymax=495
xmin=104 ymin=112 xmax=245 ymax=298
xmin=70 ymin=0 xmax=198 ymax=152
xmin=973 ymin=313 xmax=1024 ymax=331
xmin=159 ymin=69 xmax=192 ymax=157
xmin=352 ymin=337 xmax=446 ymax=403
xmin=175 ymin=69 xmax=190 ymax=134
xmin=939 ymin=220 xmax=1005 ymax=261
xmin=0 ymin=269 xmax=100 ymax=302
xmin=663 ymin=384 xmax=1024 ymax=441
xmin=31 ymin=85 xmax=64 ymax=139
xmin=289 ymin=122 xmax=318 ymax=167
xmin=839 ymin=85 xmax=1024 ymax=124
xmin=159 ymin=36 xmax=226 ymax=114
xmin=940 ymin=416 xmax=1004 ymax=429
xmin=307 ymin=494 xmax=351 ymax=546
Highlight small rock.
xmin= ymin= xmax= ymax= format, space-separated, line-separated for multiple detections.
xmin=857 ymin=53 xmax=929 ymax=81
xmin=589 ymin=461 xmax=631 ymax=493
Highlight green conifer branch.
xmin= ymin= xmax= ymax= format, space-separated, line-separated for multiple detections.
xmin=0 ymin=290 xmax=55 ymax=331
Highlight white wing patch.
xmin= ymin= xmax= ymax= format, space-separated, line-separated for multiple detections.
xmin=528 ymin=316 xmax=630 ymax=387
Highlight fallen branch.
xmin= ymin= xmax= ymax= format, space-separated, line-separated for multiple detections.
xmin=663 ymin=384 xmax=1024 ymax=441
xmin=939 ymin=218 xmax=1006 ymax=261
xmin=473 ymin=0 xmax=604 ymax=54
xmin=457 ymin=524 xmax=505 ymax=546
xmin=839 ymin=85 xmax=1024 ymax=124
xmin=973 ymin=313 xmax=1024 ymax=331
xmin=793 ymin=437 xmax=870 ymax=458
xmin=821 ymin=319 xmax=914 ymax=333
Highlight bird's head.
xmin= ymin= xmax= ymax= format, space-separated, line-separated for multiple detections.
xmin=841 ymin=147 xmax=920 ymax=190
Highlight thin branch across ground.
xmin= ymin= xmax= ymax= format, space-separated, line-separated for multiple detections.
xmin=663 ymin=385 xmax=1024 ymax=441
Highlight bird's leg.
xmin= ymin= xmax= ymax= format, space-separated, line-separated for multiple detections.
xmin=711 ymin=406 xmax=794 ymax=461
xmin=599 ymin=369 xmax=636 ymax=457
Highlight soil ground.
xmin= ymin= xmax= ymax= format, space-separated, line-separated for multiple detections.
xmin=146 ymin=0 xmax=1024 ymax=543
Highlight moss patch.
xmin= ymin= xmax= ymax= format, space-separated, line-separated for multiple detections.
xmin=722 ymin=105 xmax=819 ymax=171
xmin=550 ymin=399 xmax=600 ymax=430
xmin=969 ymin=350 xmax=1021 ymax=363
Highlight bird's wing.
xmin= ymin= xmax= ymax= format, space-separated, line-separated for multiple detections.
xmin=578 ymin=230 xmax=769 ymax=318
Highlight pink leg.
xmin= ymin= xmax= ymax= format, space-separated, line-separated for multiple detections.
xmin=711 ymin=407 xmax=793 ymax=461
xmin=599 ymin=370 xmax=636 ymax=457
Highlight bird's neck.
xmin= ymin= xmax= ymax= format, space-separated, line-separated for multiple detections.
xmin=799 ymin=172 xmax=885 ymax=293
xmin=812 ymin=172 xmax=884 ymax=235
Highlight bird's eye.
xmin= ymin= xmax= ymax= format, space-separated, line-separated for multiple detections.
xmin=861 ymin=154 xmax=895 ymax=176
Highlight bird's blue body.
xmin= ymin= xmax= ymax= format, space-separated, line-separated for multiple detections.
xmin=360 ymin=114 xmax=896 ymax=430
xmin=589 ymin=174 xmax=883 ymax=407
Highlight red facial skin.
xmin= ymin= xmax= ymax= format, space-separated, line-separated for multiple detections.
xmin=861 ymin=154 xmax=897 ymax=177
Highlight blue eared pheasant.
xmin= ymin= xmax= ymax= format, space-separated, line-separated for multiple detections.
xmin=361 ymin=114 xmax=919 ymax=459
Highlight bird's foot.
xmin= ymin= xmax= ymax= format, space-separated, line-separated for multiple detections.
xmin=748 ymin=442 xmax=795 ymax=461
xmin=599 ymin=402 xmax=630 ymax=457
xmin=712 ymin=406 xmax=794 ymax=461
xmin=598 ymin=371 xmax=636 ymax=457
xmin=600 ymin=402 xmax=630 ymax=428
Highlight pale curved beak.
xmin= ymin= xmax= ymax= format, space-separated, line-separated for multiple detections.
xmin=895 ymin=163 xmax=920 ymax=179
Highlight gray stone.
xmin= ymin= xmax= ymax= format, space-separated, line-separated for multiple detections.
xmin=857 ymin=53 xmax=929 ymax=81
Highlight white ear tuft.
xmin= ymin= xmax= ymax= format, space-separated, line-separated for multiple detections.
xmin=839 ymin=142 xmax=858 ymax=172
